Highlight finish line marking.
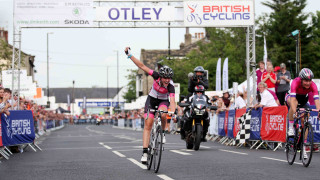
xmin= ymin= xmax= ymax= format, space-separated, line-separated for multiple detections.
xmin=170 ymin=150 xmax=192 ymax=155
xmin=219 ymin=149 xmax=248 ymax=155
xmin=261 ymin=157 xmax=303 ymax=165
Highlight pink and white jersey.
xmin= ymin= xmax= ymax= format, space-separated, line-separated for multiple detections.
xmin=290 ymin=77 xmax=319 ymax=100
xmin=148 ymin=70 xmax=175 ymax=100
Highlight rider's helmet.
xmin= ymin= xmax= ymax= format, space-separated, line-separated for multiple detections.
xmin=194 ymin=85 xmax=205 ymax=94
xmin=299 ymin=68 xmax=314 ymax=80
xmin=194 ymin=66 xmax=205 ymax=73
xmin=159 ymin=65 xmax=174 ymax=78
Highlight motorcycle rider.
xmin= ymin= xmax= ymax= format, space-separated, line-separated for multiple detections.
xmin=181 ymin=85 xmax=211 ymax=142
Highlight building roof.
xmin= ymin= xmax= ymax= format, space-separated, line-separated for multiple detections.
xmin=43 ymin=87 xmax=122 ymax=103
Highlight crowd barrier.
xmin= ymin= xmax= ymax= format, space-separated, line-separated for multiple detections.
xmin=0 ymin=110 xmax=64 ymax=162
xmin=208 ymin=105 xmax=320 ymax=150
xmin=70 ymin=118 xmax=145 ymax=130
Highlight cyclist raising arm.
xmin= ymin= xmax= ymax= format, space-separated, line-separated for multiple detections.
xmin=124 ymin=47 xmax=176 ymax=164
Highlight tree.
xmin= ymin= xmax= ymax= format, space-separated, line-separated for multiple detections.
xmin=123 ymin=69 xmax=138 ymax=103
xmin=260 ymin=0 xmax=311 ymax=74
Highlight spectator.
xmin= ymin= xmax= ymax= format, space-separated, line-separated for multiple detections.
xmin=262 ymin=64 xmax=277 ymax=92
xmin=254 ymin=82 xmax=278 ymax=109
xmin=222 ymin=90 xmax=231 ymax=109
xmin=235 ymin=91 xmax=246 ymax=109
xmin=276 ymin=63 xmax=291 ymax=105
xmin=256 ymin=61 xmax=266 ymax=88
xmin=274 ymin=66 xmax=281 ymax=92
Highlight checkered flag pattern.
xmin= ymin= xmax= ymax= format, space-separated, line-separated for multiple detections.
xmin=235 ymin=110 xmax=252 ymax=145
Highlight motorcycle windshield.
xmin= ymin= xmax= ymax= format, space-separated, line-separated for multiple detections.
xmin=192 ymin=94 xmax=208 ymax=109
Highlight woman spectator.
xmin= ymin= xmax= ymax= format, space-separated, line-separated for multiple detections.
xmin=261 ymin=64 xmax=277 ymax=92
xmin=256 ymin=61 xmax=266 ymax=89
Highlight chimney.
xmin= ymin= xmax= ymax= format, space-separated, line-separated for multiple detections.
xmin=0 ymin=28 xmax=9 ymax=43
xmin=184 ymin=27 xmax=192 ymax=46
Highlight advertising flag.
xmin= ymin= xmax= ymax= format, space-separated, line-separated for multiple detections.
xmin=218 ymin=111 xmax=226 ymax=136
xmin=227 ymin=110 xmax=235 ymax=138
xmin=264 ymin=36 xmax=268 ymax=69
xmin=233 ymin=108 xmax=246 ymax=138
xmin=216 ymin=58 xmax=221 ymax=91
xmin=82 ymin=96 xmax=87 ymax=115
xmin=67 ymin=94 xmax=71 ymax=111
xmin=222 ymin=58 xmax=228 ymax=90
xmin=250 ymin=108 xmax=262 ymax=140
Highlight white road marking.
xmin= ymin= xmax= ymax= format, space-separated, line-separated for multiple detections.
xmin=127 ymin=158 xmax=147 ymax=169
xmin=157 ymin=174 xmax=175 ymax=180
xmin=200 ymin=145 xmax=210 ymax=149
xmin=112 ymin=151 xmax=126 ymax=157
xmin=44 ymin=147 xmax=104 ymax=150
xmin=170 ymin=150 xmax=192 ymax=155
xmin=261 ymin=157 xmax=303 ymax=165
xmin=219 ymin=149 xmax=248 ymax=155
xmin=99 ymin=142 xmax=112 ymax=149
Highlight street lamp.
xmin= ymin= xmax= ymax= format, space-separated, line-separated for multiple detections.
xmin=47 ymin=32 xmax=53 ymax=108
xmin=114 ymin=50 xmax=119 ymax=112
xmin=72 ymin=80 xmax=75 ymax=115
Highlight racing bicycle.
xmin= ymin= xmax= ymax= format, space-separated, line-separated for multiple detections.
xmin=286 ymin=107 xmax=318 ymax=167
xmin=146 ymin=107 xmax=174 ymax=173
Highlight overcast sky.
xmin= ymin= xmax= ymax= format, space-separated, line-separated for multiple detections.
xmin=0 ymin=0 xmax=319 ymax=89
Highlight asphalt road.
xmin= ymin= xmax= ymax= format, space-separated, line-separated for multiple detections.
xmin=1 ymin=124 xmax=320 ymax=180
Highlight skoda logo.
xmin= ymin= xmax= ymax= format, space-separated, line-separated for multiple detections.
xmin=72 ymin=7 xmax=82 ymax=17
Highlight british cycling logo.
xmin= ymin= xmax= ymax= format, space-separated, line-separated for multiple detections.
xmin=187 ymin=4 xmax=202 ymax=25
xmin=4 ymin=115 xmax=12 ymax=138
xmin=265 ymin=114 xmax=270 ymax=135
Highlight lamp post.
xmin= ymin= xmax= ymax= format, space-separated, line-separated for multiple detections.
xmin=72 ymin=80 xmax=75 ymax=115
xmin=114 ymin=50 xmax=119 ymax=112
xmin=47 ymin=32 xmax=53 ymax=108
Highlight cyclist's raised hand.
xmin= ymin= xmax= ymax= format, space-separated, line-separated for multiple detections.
xmin=124 ymin=47 xmax=131 ymax=56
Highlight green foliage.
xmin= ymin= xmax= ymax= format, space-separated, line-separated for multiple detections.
xmin=123 ymin=69 xmax=138 ymax=103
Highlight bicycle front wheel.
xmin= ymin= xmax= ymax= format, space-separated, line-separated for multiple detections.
xmin=153 ymin=125 xmax=163 ymax=173
xmin=286 ymin=135 xmax=297 ymax=165
xmin=302 ymin=122 xmax=314 ymax=167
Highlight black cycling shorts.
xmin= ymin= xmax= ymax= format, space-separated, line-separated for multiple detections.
xmin=144 ymin=95 xmax=169 ymax=119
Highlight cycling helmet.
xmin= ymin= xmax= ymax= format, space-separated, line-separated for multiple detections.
xmin=194 ymin=66 xmax=205 ymax=73
xmin=194 ymin=85 xmax=205 ymax=93
xmin=159 ymin=65 xmax=174 ymax=78
xmin=299 ymin=68 xmax=314 ymax=80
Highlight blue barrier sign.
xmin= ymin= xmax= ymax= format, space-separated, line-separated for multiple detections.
xmin=250 ymin=108 xmax=262 ymax=140
xmin=1 ymin=111 xmax=35 ymax=146
xmin=227 ymin=110 xmax=235 ymax=138
xmin=309 ymin=105 xmax=320 ymax=143
xmin=218 ymin=111 xmax=226 ymax=136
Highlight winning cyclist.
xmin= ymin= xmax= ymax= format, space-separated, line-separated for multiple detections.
xmin=287 ymin=68 xmax=320 ymax=158
xmin=124 ymin=47 xmax=176 ymax=164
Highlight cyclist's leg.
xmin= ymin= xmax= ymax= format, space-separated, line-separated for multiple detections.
xmin=143 ymin=96 xmax=156 ymax=149
xmin=158 ymin=101 xmax=169 ymax=131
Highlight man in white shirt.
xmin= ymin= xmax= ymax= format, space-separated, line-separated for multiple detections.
xmin=254 ymin=82 xmax=278 ymax=108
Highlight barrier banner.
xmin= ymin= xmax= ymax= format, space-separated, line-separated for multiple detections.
xmin=308 ymin=105 xmax=320 ymax=143
xmin=233 ymin=108 xmax=246 ymax=138
xmin=224 ymin=111 xmax=229 ymax=136
xmin=0 ymin=117 xmax=2 ymax=147
xmin=218 ymin=111 xmax=226 ymax=136
xmin=250 ymin=108 xmax=262 ymax=140
xmin=1 ymin=111 xmax=35 ymax=146
xmin=261 ymin=106 xmax=288 ymax=142
xmin=227 ymin=110 xmax=235 ymax=138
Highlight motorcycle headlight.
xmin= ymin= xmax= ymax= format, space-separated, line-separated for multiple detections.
xmin=194 ymin=108 xmax=205 ymax=115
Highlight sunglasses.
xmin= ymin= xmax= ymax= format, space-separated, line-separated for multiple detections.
xmin=14 ymin=94 xmax=19 ymax=97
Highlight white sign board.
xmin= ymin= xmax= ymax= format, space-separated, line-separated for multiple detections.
xmin=2 ymin=70 xmax=37 ymax=97
xmin=14 ymin=0 xmax=93 ymax=27
xmin=95 ymin=6 xmax=176 ymax=22
xmin=184 ymin=0 xmax=254 ymax=27
xmin=174 ymin=83 xmax=180 ymax=102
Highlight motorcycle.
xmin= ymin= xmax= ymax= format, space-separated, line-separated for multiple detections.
xmin=179 ymin=94 xmax=217 ymax=151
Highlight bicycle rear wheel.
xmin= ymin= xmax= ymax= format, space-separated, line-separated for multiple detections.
xmin=286 ymin=135 xmax=297 ymax=165
xmin=302 ymin=122 xmax=314 ymax=167
xmin=153 ymin=125 xmax=163 ymax=173
xmin=147 ymin=144 xmax=153 ymax=170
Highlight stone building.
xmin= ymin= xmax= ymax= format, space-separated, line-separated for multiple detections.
xmin=0 ymin=28 xmax=36 ymax=83
xmin=137 ymin=29 xmax=206 ymax=96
